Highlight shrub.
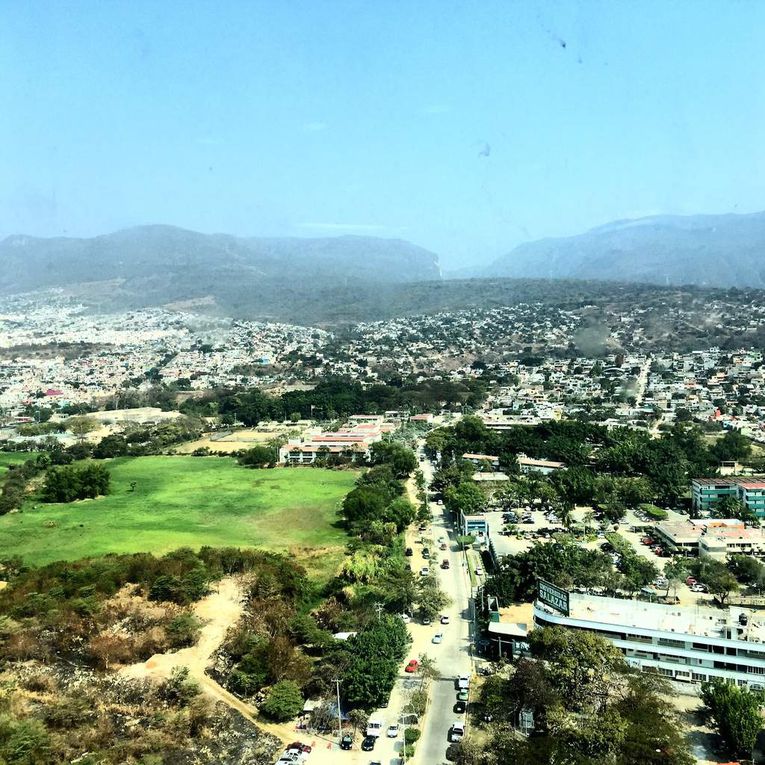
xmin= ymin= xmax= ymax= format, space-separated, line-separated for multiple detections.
xmin=166 ymin=613 xmax=202 ymax=648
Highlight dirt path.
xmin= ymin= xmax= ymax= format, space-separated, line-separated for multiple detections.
xmin=121 ymin=576 xmax=244 ymax=683
xmin=118 ymin=576 xmax=298 ymax=744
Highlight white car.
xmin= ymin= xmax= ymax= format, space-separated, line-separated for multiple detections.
xmin=432 ymin=632 xmax=444 ymax=644
xmin=386 ymin=724 xmax=399 ymax=738
xmin=440 ymin=614 xmax=450 ymax=624
xmin=475 ymin=567 xmax=483 ymax=577
xmin=419 ymin=566 xmax=430 ymax=576
xmin=450 ymin=720 xmax=465 ymax=742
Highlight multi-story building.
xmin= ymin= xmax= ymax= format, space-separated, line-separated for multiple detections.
xmin=654 ymin=518 xmax=765 ymax=559
xmin=533 ymin=586 xmax=765 ymax=690
xmin=692 ymin=478 xmax=765 ymax=517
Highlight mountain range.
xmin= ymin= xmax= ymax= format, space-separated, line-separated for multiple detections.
xmin=484 ymin=211 xmax=765 ymax=288
xmin=2 ymin=212 xmax=765 ymax=323
xmin=0 ymin=225 xmax=441 ymax=307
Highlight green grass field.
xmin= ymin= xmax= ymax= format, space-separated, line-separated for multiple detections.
xmin=0 ymin=452 xmax=40 ymax=475
xmin=0 ymin=457 xmax=357 ymax=580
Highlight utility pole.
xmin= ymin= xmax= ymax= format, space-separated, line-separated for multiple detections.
xmin=334 ymin=678 xmax=342 ymax=742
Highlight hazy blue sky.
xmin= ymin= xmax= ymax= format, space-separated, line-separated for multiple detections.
xmin=2 ymin=1 xmax=764 ymax=269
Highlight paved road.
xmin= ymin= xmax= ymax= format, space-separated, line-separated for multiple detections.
xmin=413 ymin=453 xmax=474 ymax=765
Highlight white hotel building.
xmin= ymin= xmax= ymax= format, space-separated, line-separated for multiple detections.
xmin=533 ymin=589 xmax=765 ymax=690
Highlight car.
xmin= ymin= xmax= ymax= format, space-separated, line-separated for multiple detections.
xmin=405 ymin=547 xmax=413 ymax=557
xmin=361 ymin=736 xmax=377 ymax=751
xmin=450 ymin=721 xmax=465 ymax=743
xmin=286 ymin=742 xmax=312 ymax=754
xmin=340 ymin=734 xmax=353 ymax=750
xmin=399 ymin=613 xmax=411 ymax=623
xmin=420 ymin=566 xmax=430 ymax=576
xmin=441 ymin=559 xmax=450 ymax=569
xmin=440 ymin=542 xmax=448 ymax=550
xmin=422 ymin=616 xmax=432 ymax=625
xmin=366 ymin=720 xmax=383 ymax=738
xmin=686 ymin=576 xmax=697 ymax=586
xmin=387 ymin=724 xmax=399 ymax=738
xmin=405 ymin=659 xmax=420 ymax=673
xmin=457 ymin=689 xmax=469 ymax=701
xmin=454 ymin=700 xmax=466 ymax=714
xmin=422 ymin=548 xmax=430 ymax=559
xmin=440 ymin=614 xmax=450 ymax=624
xmin=432 ymin=632 xmax=444 ymax=644
xmin=456 ymin=674 xmax=470 ymax=690
xmin=691 ymin=583 xmax=708 ymax=592
xmin=475 ymin=567 xmax=483 ymax=577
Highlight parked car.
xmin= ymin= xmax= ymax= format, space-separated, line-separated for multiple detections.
xmin=439 ymin=542 xmax=448 ymax=550
xmin=454 ymin=700 xmax=466 ymax=714
xmin=441 ymin=559 xmax=450 ymax=569
xmin=422 ymin=548 xmax=430 ymax=559
xmin=475 ymin=567 xmax=483 ymax=577
xmin=691 ymin=583 xmax=708 ymax=593
xmin=286 ymin=742 xmax=312 ymax=755
xmin=686 ymin=576 xmax=697 ymax=586
xmin=450 ymin=721 xmax=465 ymax=743
xmin=405 ymin=547 xmax=413 ymax=557
xmin=440 ymin=614 xmax=450 ymax=624
xmin=405 ymin=659 xmax=420 ymax=673
xmin=387 ymin=724 xmax=399 ymax=738
xmin=366 ymin=720 xmax=383 ymax=738
xmin=340 ymin=734 xmax=353 ymax=750
xmin=456 ymin=674 xmax=470 ymax=690
xmin=457 ymin=689 xmax=469 ymax=701
xmin=361 ymin=736 xmax=377 ymax=751
xmin=432 ymin=632 xmax=444 ymax=644
xmin=420 ymin=567 xmax=430 ymax=576
xmin=422 ymin=616 xmax=432 ymax=625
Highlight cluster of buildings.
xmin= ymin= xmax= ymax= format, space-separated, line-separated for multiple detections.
xmin=692 ymin=478 xmax=765 ymax=518
xmin=0 ymin=292 xmax=328 ymax=415
xmin=278 ymin=414 xmax=399 ymax=464
xmin=654 ymin=517 xmax=765 ymax=560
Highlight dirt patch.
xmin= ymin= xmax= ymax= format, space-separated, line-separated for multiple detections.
xmin=120 ymin=576 xmax=245 ymax=683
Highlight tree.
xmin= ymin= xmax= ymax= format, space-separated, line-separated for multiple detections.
xmin=444 ymin=482 xmax=485 ymax=516
xmin=698 ymin=559 xmax=739 ymax=605
xmin=369 ymin=441 xmax=417 ymax=478
xmin=416 ymin=577 xmax=451 ymax=621
xmin=65 ymin=415 xmax=98 ymax=439
xmin=238 ymin=445 xmax=277 ymax=468
xmin=712 ymin=429 xmax=752 ymax=463
xmin=42 ymin=462 xmax=110 ymax=503
xmin=701 ymin=678 xmax=763 ymax=758
xmin=663 ymin=558 xmax=689 ymax=599
xmin=529 ymin=626 xmax=626 ymax=708
xmin=261 ymin=680 xmax=304 ymax=721
xmin=728 ymin=554 xmax=765 ymax=589
xmin=711 ymin=494 xmax=758 ymax=524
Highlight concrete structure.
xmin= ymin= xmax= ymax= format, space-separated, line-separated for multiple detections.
xmin=462 ymin=453 xmax=500 ymax=469
xmin=279 ymin=421 xmax=384 ymax=464
xmin=692 ymin=478 xmax=765 ymax=517
xmin=653 ymin=518 xmax=765 ymax=558
xmin=517 ymin=453 xmax=565 ymax=475
xmin=534 ymin=590 xmax=765 ymax=689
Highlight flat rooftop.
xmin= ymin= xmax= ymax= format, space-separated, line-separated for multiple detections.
xmin=555 ymin=592 xmax=765 ymax=643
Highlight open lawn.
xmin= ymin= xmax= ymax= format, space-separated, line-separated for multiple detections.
xmin=0 ymin=457 xmax=357 ymax=581
xmin=0 ymin=452 xmax=40 ymax=475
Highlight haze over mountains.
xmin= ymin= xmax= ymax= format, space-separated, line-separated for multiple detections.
xmin=485 ymin=211 xmax=765 ymax=288
xmin=2 ymin=211 xmax=764 ymax=323
xmin=0 ymin=224 xmax=441 ymax=297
